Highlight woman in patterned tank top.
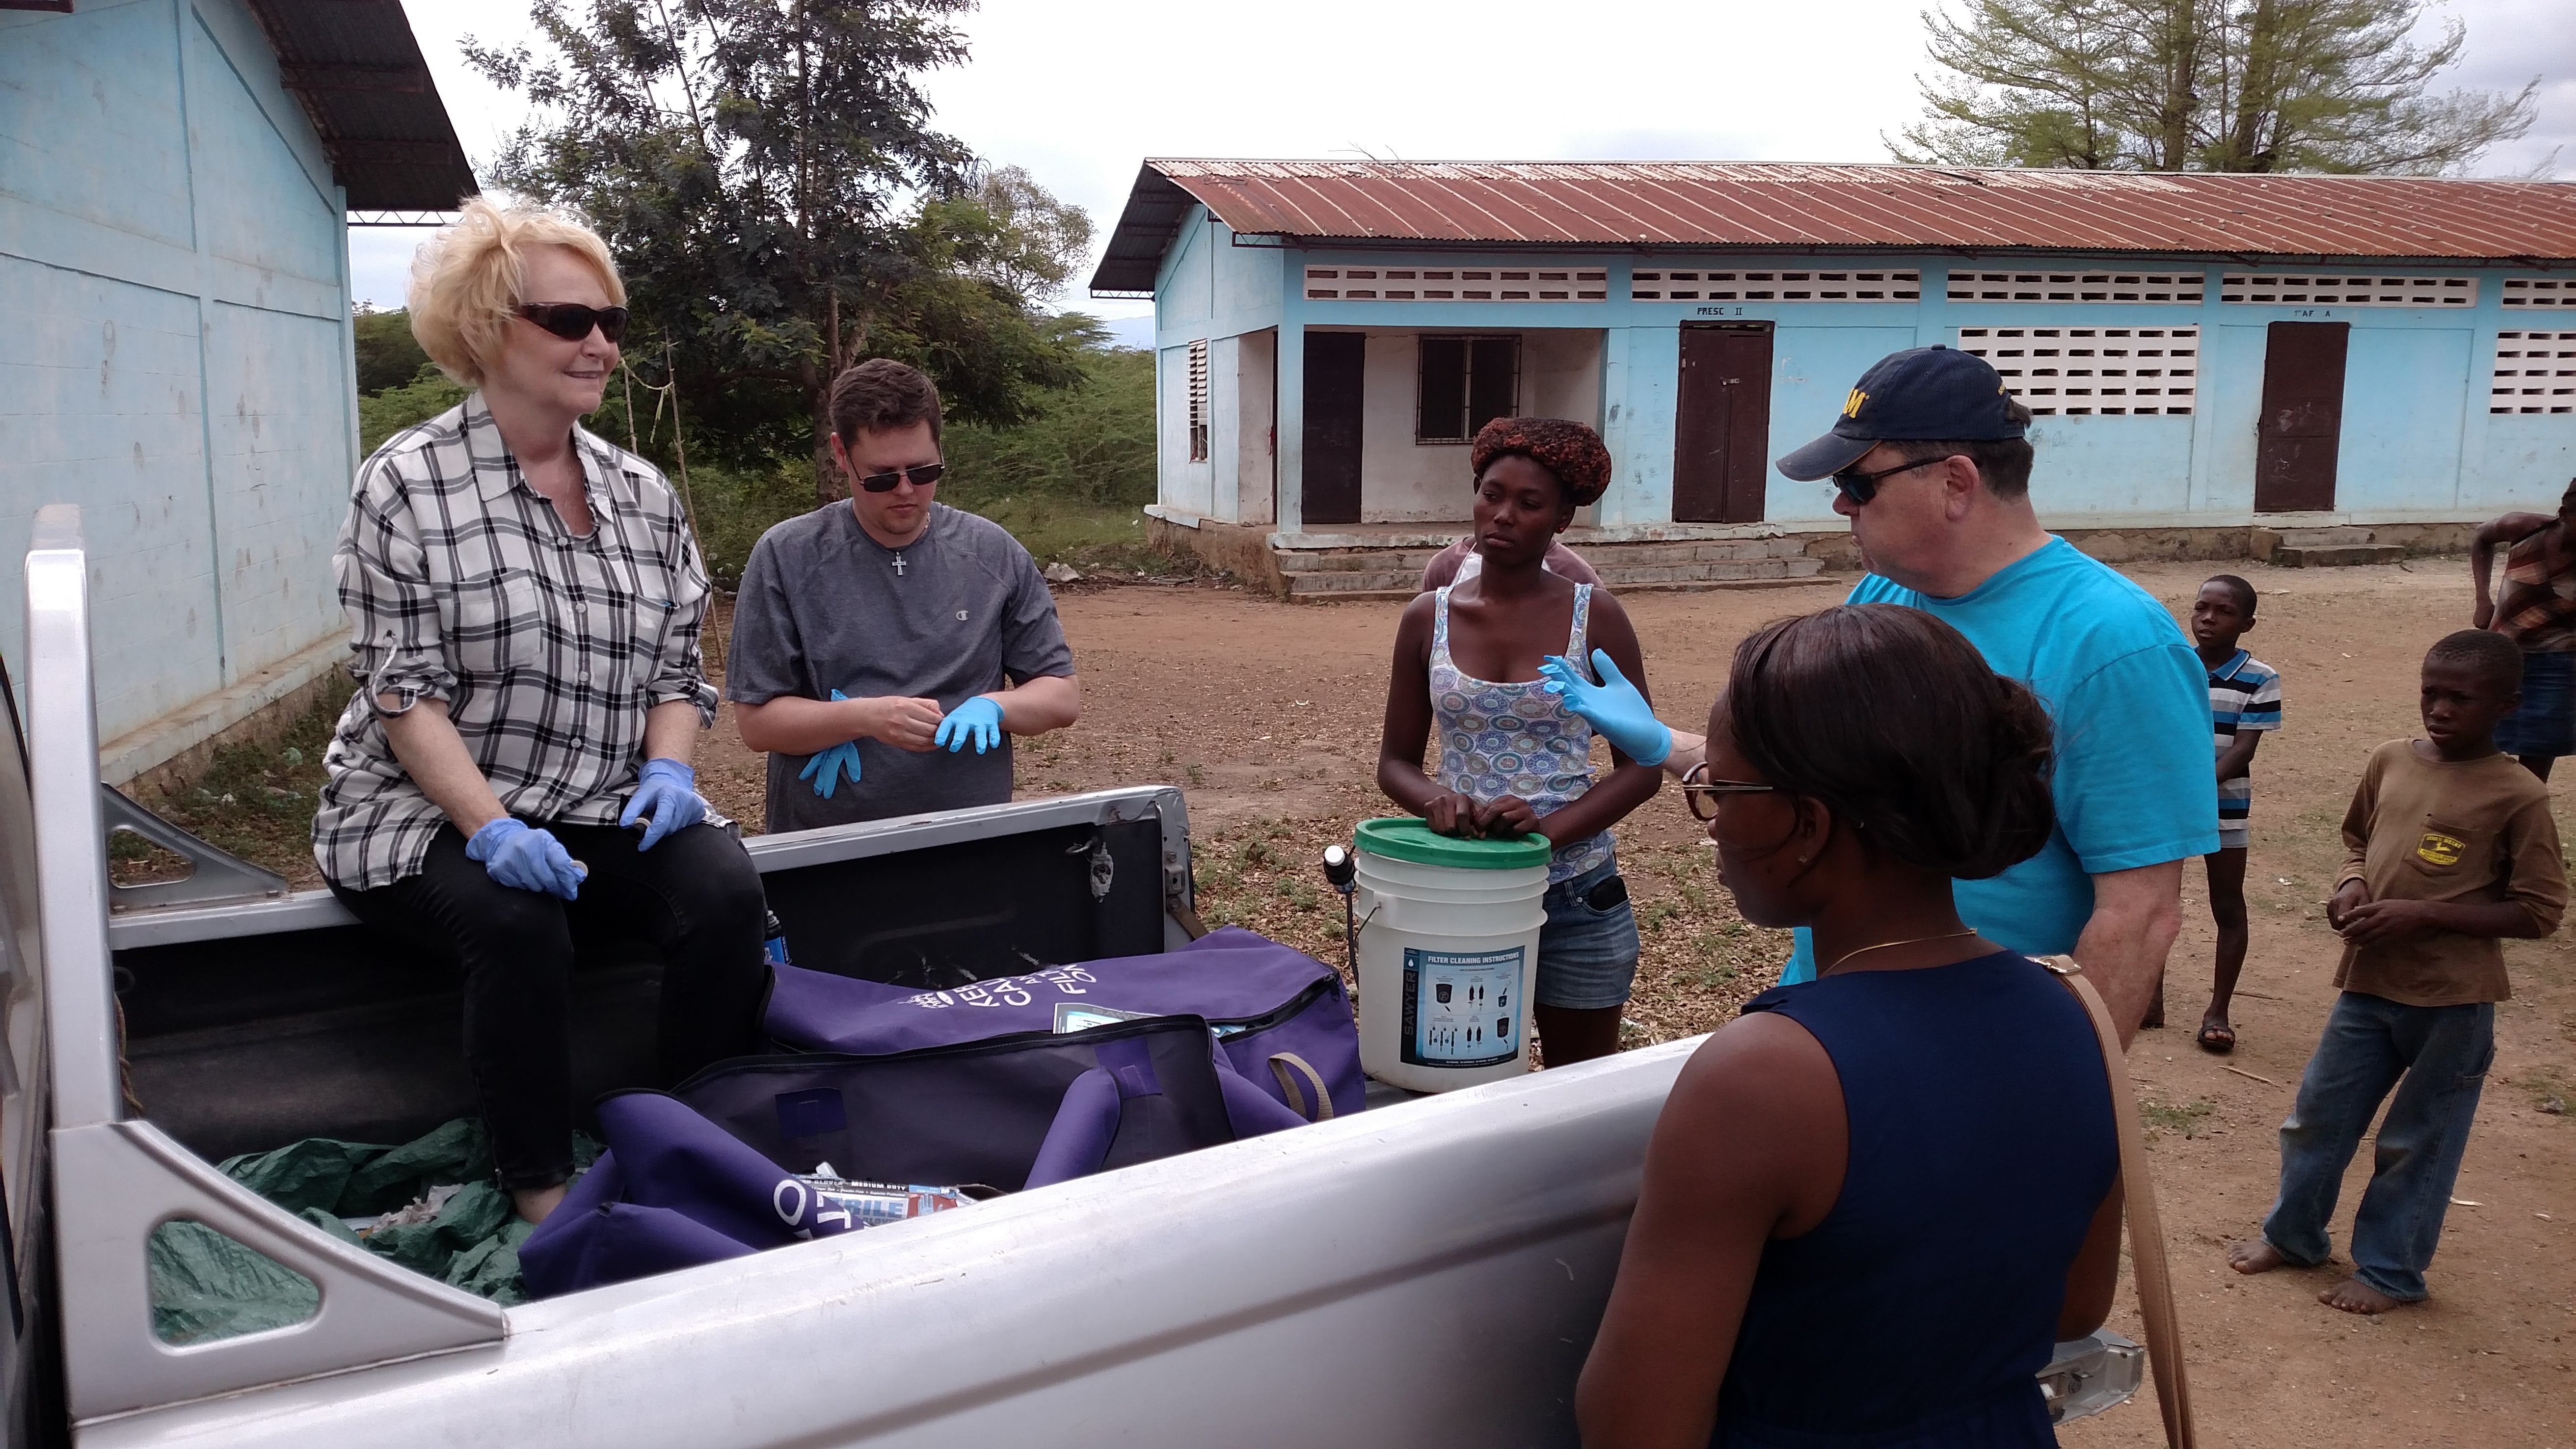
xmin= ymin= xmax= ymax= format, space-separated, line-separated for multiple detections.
xmin=1376 ymin=418 xmax=1664 ymax=1064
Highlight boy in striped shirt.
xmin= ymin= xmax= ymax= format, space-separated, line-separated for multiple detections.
xmin=2193 ymin=574 xmax=2283 ymax=1052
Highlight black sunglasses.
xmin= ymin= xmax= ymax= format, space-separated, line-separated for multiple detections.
xmin=1832 ymin=453 xmax=1963 ymax=507
xmin=516 ymin=302 xmax=629 ymax=345
xmin=1681 ymin=761 xmax=1778 ymax=822
xmin=856 ymin=462 xmax=945 ymax=494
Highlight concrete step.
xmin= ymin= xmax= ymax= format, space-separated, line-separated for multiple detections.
xmin=1285 ymin=568 xmax=1424 ymax=594
xmin=2271 ymin=543 xmax=2407 ymax=567
xmin=1577 ymin=539 xmax=1811 ymax=565
xmin=1283 ymin=561 xmax=1836 ymax=601
xmin=1590 ymin=558 xmax=1825 ymax=586
xmin=1277 ymin=547 xmax=1450 ymax=574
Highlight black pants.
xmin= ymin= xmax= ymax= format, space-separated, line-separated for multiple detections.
xmin=331 ymin=820 xmax=768 ymax=1190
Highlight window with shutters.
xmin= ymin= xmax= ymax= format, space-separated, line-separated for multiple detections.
xmin=1633 ymin=269 xmax=1920 ymax=302
xmin=2502 ymin=279 xmax=2576 ymax=310
xmin=2219 ymin=274 xmax=2473 ymax=307
xmin=1307 ymin=268 xmax=1607 ymax=301
xmin=1418 ymin=336 xmax=1519 ymax=443
xmin=1946 ymin=271 xmax=2200 ymax=304
xmin=1954 ymin=326 xmax=2198 ymax=416
xmin=1187 ymin=339 xmax=1210 ymax=462
xmin=2493 ymin=331 xmax=2576 ymax=414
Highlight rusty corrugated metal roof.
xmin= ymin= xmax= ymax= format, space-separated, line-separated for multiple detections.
xmin=243 ymin=0 xmax=478 ymax=213
xmin=1090 ymin=159 xmax=2576 ymax=294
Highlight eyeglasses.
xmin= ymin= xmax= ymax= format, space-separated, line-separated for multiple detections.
xmin=1831 ymin=453 xmax=1963 ymax=507
xmin=1681 ymin=760 xmax=1778 ymax=821
xmin=515 ymin=303 xmax=629 ymax=345
xmin=855 ymin=463 xmax=945 ymax=494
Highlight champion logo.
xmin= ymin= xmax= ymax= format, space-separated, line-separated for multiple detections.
xmin=956 ymin=610 xmax=969 ymax=621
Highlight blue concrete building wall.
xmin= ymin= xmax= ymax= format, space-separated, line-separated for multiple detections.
xmin=0 ymin=0 xmax=355 ymax=752
xmin=1152 ymin=235 xmax=2576 ymax=537
xmin=1152 ymin=209 xmax=1286 ymax=526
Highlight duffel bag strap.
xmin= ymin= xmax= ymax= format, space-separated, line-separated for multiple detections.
xmin=1267 ymin=1053 xmax=1335 ymax=1122
xmin=2040 ymin=955 xmax=2197 ymax=1449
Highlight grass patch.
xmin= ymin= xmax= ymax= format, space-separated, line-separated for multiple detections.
xmin=120 ymin=696 xmax=345 ymax=887
xmin=2141 ymin=1099 xmax=2217 ymax=1139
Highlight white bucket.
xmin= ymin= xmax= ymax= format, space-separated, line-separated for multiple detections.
xmin=1351 ymin=818 xmax=1552 ymax=1092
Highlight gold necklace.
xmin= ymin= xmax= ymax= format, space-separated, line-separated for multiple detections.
xmin=1821 ymin=929 xmax=1981 ymax=976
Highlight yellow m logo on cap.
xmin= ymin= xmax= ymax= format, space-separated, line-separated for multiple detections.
xmin=1842 ymin=387 xmax=1868 ymax=419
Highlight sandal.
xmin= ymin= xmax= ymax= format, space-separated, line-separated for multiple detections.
xmin=2197 ymin=1022 xmax=2236 ymax=1054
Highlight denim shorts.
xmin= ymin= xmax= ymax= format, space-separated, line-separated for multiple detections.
xmin=1535 ymin=856 xmax=1641 ymax=1010
xmin=2494 ymin=648 xmax=2576 ymax=758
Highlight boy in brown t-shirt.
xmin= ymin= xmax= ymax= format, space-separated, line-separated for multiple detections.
xmin=2228 ymin=630 xmax=2566 ymax=1314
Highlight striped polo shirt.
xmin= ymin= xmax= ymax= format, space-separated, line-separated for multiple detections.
xmin=2209 ymin=649 xmax=2283 ymax=824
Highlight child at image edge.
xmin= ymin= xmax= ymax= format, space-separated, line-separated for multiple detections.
xmin=2192 ymin=574 xmax=2281 ymax=1053
xmin=2228 ymin=629 xmax=2565 ymax=1314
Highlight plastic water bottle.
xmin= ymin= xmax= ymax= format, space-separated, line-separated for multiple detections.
xmin=762 ymin=910 xmax=792 ymax=967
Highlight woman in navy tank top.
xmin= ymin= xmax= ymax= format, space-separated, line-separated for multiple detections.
xmin=1578 ymin=604 xmax=2122 ymax=1449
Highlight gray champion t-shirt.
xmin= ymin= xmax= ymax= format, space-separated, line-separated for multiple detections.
xmin=725 ymin=501 xmax=1075 ymax=832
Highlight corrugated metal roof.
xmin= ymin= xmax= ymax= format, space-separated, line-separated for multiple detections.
xmin=1090 ymin=159 xmax=2576 ymax=294
xmin=242 ymin=0 xmax=478 ymax=213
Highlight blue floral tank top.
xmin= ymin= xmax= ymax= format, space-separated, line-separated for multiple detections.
xmin=1430 ymin=583 xmax=1613 ymax=884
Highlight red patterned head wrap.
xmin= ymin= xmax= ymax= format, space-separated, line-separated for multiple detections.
xmin=1469 ymin=417 xmax=1613 ymax=508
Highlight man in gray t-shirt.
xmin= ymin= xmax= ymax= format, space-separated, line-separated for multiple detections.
xmin=728 ymin=360 xmax=1080 ymax=833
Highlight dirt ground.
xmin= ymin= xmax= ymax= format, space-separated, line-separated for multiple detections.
xmin=694 ymin=556 xmax=2574 ymax=1446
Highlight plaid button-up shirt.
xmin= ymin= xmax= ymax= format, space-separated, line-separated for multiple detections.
xmin=312 ymin=397 xmax=721 ymax=890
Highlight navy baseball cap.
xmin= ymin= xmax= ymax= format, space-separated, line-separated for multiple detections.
xmin=1774 ymin=346 xmax=2024 ymax=482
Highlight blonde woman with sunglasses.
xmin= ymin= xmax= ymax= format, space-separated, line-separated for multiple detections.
xmin=313 ymin=199 xmax=766 ymax=1226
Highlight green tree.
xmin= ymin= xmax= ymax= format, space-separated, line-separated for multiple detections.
xmin=1895 ymin=0 xmax=2538 ymax=173
xmin=466 ymin=0 xmax=1090 ymax=498
xmin=352 ymin=306 xmax=431 ymax=395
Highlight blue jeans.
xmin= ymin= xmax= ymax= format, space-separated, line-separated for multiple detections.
xmin=2261 ymin=992 xmax=2495 ymax=1300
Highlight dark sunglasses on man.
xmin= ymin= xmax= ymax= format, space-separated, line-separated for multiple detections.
xmin=853 ymin=463 xmax=946 ymax=494
xmin=516 ymin=302 xmax=629 ymax=345
xmin=1830 ymin=453 xmax=1964 ymax=508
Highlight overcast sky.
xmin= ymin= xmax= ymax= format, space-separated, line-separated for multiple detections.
xmin=357 ymin=0 xmax=2576 ymax=338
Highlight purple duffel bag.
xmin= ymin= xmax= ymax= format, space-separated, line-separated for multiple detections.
xmin=764 ymin=926 xmax=1366 ymax=1122
xmin=523 ymin=1013 xmax=1247 ymax=1297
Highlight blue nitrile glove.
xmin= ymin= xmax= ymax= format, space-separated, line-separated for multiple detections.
xmin=800 ymin=689 xmax=863 ymax=799
xmin=1538 ymin=648 xmax=1673 ymax=766
xmin=464 ymin=817 xmax=584 ymax=900
xmin=935 ymin=696 xmax=1004 ymax=755
xmin=618 ymin=758 xmax=705 ymax=851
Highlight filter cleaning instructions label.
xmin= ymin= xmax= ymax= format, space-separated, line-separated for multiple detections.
xmin=1401 ymin=946 xmax=1522 ymax=1068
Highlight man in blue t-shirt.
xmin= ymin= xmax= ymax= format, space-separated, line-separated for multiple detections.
xmin=1541 ymin=346 xmax=2215 ymax=1040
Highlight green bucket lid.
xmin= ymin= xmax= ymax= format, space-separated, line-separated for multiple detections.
xmin=1353 ymin=816 xmax=1553 ymax=871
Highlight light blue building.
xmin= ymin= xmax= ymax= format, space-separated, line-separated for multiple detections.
xmin=1094 ymin=161 xmax=2576 ymax=594
xmin=1 ymin=0 xmax=474 ymax=779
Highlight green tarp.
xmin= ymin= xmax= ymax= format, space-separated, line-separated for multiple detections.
xmin=148 ymin=1120 xmax=600 ymax=1345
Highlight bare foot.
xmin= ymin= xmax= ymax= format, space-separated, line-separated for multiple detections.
xmin=511 ymin=1182 xmax=569 ymax=1225
xmin=2227 ymin=1239 xmax=2288 ymax=1274
xmin=2319 ymin=1276 xmax=2405 ymax=1315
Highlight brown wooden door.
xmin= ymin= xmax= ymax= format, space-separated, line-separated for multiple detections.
xmin=1301 ymin=332 xmax=1366 ymax=525
xmin=1673 ymin=323 xmax=1774 ymax=523
xmin=2254 ymin=322 xmax=2349 ymax=512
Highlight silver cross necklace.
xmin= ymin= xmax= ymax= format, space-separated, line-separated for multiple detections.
xmin=890 ymin=551 xmax=906 ymax=576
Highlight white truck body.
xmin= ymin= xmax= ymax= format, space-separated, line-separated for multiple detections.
xmin=3 ymin=506 xmax=2141 ymax=1445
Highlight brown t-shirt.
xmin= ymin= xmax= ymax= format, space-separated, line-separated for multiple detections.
xmin=1417 ymin=538 xmax=1602 ymax=592
xmin=2334 ymin=739 xmax=2567 ymax=1006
